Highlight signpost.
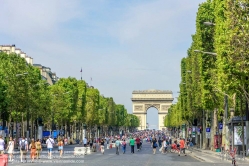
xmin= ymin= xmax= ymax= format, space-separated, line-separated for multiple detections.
xmin=192 ymin=127 xmax=196 ymax=137
xmin=206 ymin=127 xmax=211 ymax=138
xmin=219 ymin=123 xmax=223 ymax=134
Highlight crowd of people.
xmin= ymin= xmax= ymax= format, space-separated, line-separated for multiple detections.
xmin=0 ymin=130 xmax=194 ymax=162
xmin=81 ymin=130 xmax=194 ymax=156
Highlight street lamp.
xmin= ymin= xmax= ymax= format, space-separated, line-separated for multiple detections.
xmin=15 ymin=72 xmax=30 ymax=138
xmin=203 ymin=21 xmax=215 ymax=26
xmin=16 ymin=72 xmax=28 ymax=77
xmin=194 ymin=50 xmax=217 ymax=56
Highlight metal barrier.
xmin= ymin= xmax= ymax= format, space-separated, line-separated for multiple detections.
xmin=239 ymin=151 xmax=246 ymax=160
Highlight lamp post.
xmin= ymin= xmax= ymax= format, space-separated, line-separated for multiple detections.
xmin=219 ymin=112 xmax=223 ymax=151
xmin=15 ymin=72 xmax=29 ymax=138
xmin=10 ymin=122 xmax=14 ymax=137
xmin=82 ymin=124 xmax=87 ymax=141
xmin=203 ymin=21 xmax=215 ymax=26
xmin=207 ymin=116 xmax=211 ymax=149
xmin=194 ymin=50 xmax=217 ymax=56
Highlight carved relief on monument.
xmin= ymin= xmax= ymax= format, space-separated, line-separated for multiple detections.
xmin=161 ymin=105 xmax=170 ymax=111
xmin=145 ymin=104 xmax=160 ymax=110
xmin=134 ymin=105 xmax=143 ymax=111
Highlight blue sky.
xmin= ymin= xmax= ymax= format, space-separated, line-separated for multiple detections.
xmin=1 ymin=0 xmax=206 ymax=128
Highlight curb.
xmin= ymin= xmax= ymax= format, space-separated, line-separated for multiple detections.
xmin=190 ymin=148 xmax=249 ymax=164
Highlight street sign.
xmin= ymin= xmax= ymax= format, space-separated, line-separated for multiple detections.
xmin=206 ymin=127 xmax=211 ymax=138
xmin=219 ymin=123 xmax=223 ymax=130
xmin=206 ymin=132 xmax=211 ymax=138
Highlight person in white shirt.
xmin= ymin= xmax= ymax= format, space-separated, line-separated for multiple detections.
xmin=83 ymin=137 xmax=87 ymax=147
xmin=46 ymin=136 xmax=54 ymax=159
xmin=0 ymin=135 xmax=5 ymax=154
xmin=6 ymin=137 xmax=14 ymax=162
xmin=19 ymin=136 xmax=28 ymax=163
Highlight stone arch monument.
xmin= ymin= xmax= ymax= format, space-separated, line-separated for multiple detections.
xmin=131 ymin=89 xmax=174 ymax=130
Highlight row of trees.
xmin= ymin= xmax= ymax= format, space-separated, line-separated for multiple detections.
xmin=165 ymin=0 xmax=249 ymax=127
xmin=0 ymin=52 xmax=139 ymax=138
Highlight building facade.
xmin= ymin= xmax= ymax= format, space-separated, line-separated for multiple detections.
xmin=0 ymin=44 xmax=33 ymax=65
xmin=0 ymin=44 xmax=59 ymax=85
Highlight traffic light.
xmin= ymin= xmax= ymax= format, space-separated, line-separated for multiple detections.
xmin=192 ymin=119 xmax=198 ymax=126
xmin=37 ymin=117 xmax=43 ymax=126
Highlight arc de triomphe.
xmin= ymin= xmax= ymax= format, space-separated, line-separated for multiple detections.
xmin=132 ymin=89 xmax=174 ymax=130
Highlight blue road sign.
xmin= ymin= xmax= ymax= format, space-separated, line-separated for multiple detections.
xmin=206 ymin=127 xmax=210 ymax=132
xmin=219 ymin=123 xmax=223 ymax=130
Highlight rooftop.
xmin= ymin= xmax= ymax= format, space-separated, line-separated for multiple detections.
xmin=132 ymin=89 xmax=173 ymax=94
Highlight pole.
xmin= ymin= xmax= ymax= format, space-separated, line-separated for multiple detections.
xmin=26 ymin=82 xmax=29 ymax=139
xmin=224 ymin=95 xmax=228 ymax=150
xmin=81 ymin=68 xmax=82 ymax=80
xmin=246 ymin=96 xmax=249 ymax=156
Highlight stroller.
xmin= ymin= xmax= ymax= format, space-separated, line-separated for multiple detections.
xmin=170 ymin=143 xmax=180 ymax=153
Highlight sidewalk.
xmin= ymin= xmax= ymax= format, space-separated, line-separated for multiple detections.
xmin=186 ymin=146 xmax=249 ymax=164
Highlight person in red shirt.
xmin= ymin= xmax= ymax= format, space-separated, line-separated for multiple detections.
xmin=135 ymin=137 xmax=140 ymax=151
xmin=179 ymin=138 xmax=186 ymax=156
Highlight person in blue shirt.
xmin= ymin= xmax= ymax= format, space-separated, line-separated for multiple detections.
xmin=115 ymin=138 xmax=121 ymax=155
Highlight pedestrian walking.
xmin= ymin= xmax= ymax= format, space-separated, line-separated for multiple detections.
xmin=121 ymin=139 xmax=126 ymax=154
xmin=162 ymin=139 xmax=167 ymax=154
xmin=115 ymin=138 xmax=121 ymax=155
xmin=83 ymin=137 xmax=87 ymax=147
xmin=0 ymin=135 xmax=5 ymax=155
xmin=64 ymin=138 xmax=68 ymax=145
xmin=158 ymin=137 xmax=162 ymax=148
xmin=135 ymin=136 xmax=140 ymax=151
xmin=58 ymin=138 xmax=64 ymax=158
xmin=29 ymin=139 xmax=36 ymax=163
xmin=35 ymin=139 xmax=42 ymax=159
xmin=46 ymin=135 xmax=54 ymax=159
xmin=19 ymin=136 xmax=28 ymax=163
xmin=189 ymin=141 xmax=193 ymax=153
xmin=89 ymin=138 xmax=93 ymax=150
xmin=100 ymin=138 xmax=105 ymax=154
xmin=140 ymin=137 xmax=143 ymax=149
xmin=151 ymin=137 xmax=158 ymax=154
xmin=129 ymin=137 xmax=135 ymax=154
xmin=179 ymin=138 xmax=186 ymax=156
xmin=6 ymin=137 xmax=14 ymax=162
xmin=106 ymin=136 xmax=110 ymax=149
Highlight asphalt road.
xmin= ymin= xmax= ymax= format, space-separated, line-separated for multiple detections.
xmin=6 ymin=142 xmax=247 ymax=166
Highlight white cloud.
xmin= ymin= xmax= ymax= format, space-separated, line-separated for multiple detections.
xmin=0 ymin=0 xmax=83 ymax=39
xmin=110 ymin=0 xmax=202 ymax=43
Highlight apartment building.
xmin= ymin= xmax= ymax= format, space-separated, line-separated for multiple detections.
xmin=0 ymin=44 xmax=59 ymax=85
xmin=33 ymin=64 xmax=59 ymax=85
xmin=0 ymin=44 xmax=33 ymax=65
